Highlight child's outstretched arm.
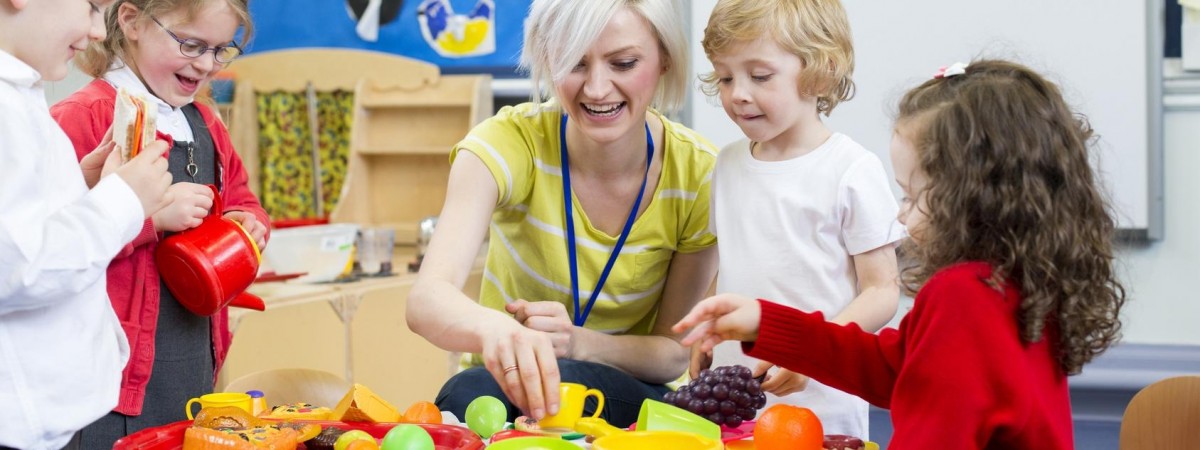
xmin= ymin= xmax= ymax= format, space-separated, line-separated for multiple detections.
xmin=673 ymin=293 xmax=763 ymax=352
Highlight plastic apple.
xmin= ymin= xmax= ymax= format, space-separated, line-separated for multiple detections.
xmin=465 ymin=395 xmax=507 ymax=438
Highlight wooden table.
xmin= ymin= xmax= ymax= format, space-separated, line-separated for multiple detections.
xmin=218 ymin=247 xmax=483 ymax=409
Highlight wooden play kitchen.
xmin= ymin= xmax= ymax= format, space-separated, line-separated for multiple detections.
xmin=223 ymin=48 xmax=492 ymax=246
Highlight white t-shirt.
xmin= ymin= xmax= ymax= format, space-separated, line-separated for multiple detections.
xmin=710 ymin=135 xmax=905 ymax=438
xmin=0 ymin=50 xmax=140 ymax=450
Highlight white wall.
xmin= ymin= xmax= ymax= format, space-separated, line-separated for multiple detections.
xmin=689 ymin=0 xmax=1200 ymax=346
xmin=1116 ymin=84 xmax=1200 ymax=345
xmin=43 ymin=67 xmax=92 ymax=105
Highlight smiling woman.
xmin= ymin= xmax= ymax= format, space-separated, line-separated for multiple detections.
xmin=405 ymin=0 xmax=721 ymax=429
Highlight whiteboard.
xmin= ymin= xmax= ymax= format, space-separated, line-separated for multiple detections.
xmin=688 ymin=0 xmax=1163 ymax=233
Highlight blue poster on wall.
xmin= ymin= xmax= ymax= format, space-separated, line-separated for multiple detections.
xmin=246 ymin=0 xmax=529 ymax=76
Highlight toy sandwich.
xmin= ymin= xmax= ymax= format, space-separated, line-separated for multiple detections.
xmin=112 ymin=87 xmax=157 ymax=162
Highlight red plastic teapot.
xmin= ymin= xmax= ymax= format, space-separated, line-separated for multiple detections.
xmin=156 ymin=184 xmax=265 ymax=316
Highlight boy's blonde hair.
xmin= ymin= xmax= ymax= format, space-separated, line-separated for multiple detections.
xmin=76 ymin=0 xmax=252 ymax=78
xmin=520 ymin=0 xmax=688 ymax=114
xmin=700 ymin=0 xmax=854 ymax=116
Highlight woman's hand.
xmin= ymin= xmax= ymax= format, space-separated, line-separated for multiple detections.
xmin=152 ymin=182 xmax=213 ymax=232
xmin=480 ymin=321 xmax=561 ymax=420
xmin=672 ymin=293 xmax=762 ymax=353
xmin=506 ymin=299 xmax=576 ymax=358
xmin=224 ymin=210 xmax=268 ymax=249
xmin=753 ymin=362 xmax=810 ymax=396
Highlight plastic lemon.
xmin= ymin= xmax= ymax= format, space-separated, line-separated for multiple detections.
xmin=334 ymin=429 xmax=375 ymax=450
xmin=465 ymin=395 xmax=507 ymax=438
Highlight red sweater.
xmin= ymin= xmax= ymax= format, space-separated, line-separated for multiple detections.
xmin=745 ymin=262 xmax=1072 ymax=450
xmin=50 ymin=80 xmax=268 ymax=415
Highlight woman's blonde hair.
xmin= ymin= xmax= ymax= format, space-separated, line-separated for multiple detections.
xmin=76 ymin=0 xmax=252 ymax=78
xmin=519 ymin=0 xmax=688 ymax=114
xmin=896 ymin=59 xmax=1126 ymax=375
xmin=699 ymin=0 xmax=854 ymax=116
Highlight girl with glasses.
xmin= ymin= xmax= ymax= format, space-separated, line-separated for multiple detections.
xmin=49 ymin=1 xmax=266 ymax=447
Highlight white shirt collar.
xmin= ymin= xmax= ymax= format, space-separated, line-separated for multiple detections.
xmin=0 ymin=49 xmax=42 ymax=89
xmin=102 ymin=62 xmax=180 ymax=113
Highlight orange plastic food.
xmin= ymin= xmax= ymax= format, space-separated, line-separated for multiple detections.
xmin=754 ymin=404 xmax=823 ymax=450
xmin=401 ymin=401 xmax=443 ymax=424
xmin=334 ymin=384 xmax=401 ymax=422
xmin=344 ymin=438 xmax=381 ymax=450
xmin=192 ymin=406 xmax=264 ymax=429
xmin=181 ymin=426 xmax=298 ymax=450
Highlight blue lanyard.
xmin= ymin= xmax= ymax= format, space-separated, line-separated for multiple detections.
xmin=560 ymin=114 xmax=654 ymax=327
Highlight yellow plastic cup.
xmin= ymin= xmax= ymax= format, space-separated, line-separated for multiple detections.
xmin=185 ymin=392 xmax=253 ymax=420
xmin=538 ymin=382 xmax=605 ymax=431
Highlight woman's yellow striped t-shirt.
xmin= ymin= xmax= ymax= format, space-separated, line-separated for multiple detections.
xmin=451 ymin=102 xmax=718 ymax=359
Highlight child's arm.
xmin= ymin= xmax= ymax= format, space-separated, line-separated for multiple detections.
xmin=830 ymin=244 xmax=900 ymax=331
xmin=674 ymin=293 xmax=763 ymax=350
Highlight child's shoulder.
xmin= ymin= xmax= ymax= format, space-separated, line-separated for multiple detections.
xmin=921 ymin=262 xmax=1012 ymax=304
xmin=51 ymin=79 xmax=115 ymax=113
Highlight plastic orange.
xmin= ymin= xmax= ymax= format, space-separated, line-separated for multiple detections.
xmin=753 ymin=404 xmax=823 ymax=450
xmin=344 ymin=438 xmax=380 ymax=450
xmin=401 ymin=400 xmax=443 ymax=424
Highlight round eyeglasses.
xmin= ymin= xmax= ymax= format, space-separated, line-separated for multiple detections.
xmin=150 ymin=15 xmax=242 ymax=64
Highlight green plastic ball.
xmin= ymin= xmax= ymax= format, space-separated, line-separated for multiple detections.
xmin=464 ymin=395 xmax=507 ymax=438
xmin=380 ymin=424 xmax=434 ymax=450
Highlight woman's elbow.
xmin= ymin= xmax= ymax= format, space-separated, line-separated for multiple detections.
xmin=406 ymin=280 xmax=434 ymax=335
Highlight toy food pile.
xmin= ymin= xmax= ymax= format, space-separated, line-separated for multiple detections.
xmin=179 ymin=383 xmax=447 ymax=450
xmin=181 ymin=406 xmax=319 ymax=450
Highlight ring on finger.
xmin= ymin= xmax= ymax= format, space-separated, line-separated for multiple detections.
xmin=503 ymin=364 xmax=519 ymax=375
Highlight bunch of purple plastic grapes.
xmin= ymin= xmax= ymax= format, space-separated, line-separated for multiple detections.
xmin=662 ymin=365 xmax=767 ymax=429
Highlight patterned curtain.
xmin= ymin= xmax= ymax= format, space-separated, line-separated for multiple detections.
xmin=256 ymin=90 xmax=354 ymax=220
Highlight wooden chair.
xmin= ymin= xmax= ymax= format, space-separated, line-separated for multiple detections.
xmin=1119 ymin=375 xmax=1200 ymax=449
xmin=222 ymin=368 xmax=351 ymax=409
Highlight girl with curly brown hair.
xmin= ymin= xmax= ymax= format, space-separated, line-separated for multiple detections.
xmin=673 ymin=59 xmax=1126 ymax=449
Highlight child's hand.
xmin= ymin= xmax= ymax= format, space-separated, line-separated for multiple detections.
xmin=672 ymin=293 xmax=762 ymax=353
xmin=223 ymin=210 xmax=267 ymax=249
xmin=688 ymin=345 xmax=713 ymax=379
xmin=115 ymin=140 xmax=172 ymax=219
xmin=754 ymin=362 xmax=810 ymax=396
xmin=152 ymin=183 xmax=213 ymax=232
xmin=80 ymin=127 xmax=116 ymax=188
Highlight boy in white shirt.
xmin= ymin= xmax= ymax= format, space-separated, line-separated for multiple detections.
xmin=0 ymin=0 xmax=170 ymax=448
xmin=695 ymin=0 xmax=904 ymax=438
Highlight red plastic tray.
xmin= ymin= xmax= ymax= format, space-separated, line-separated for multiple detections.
xmin=113 ymin=421 xmax=484 ymax=450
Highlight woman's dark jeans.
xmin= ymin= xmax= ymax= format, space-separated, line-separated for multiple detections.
xmin=435 ymin=359 xmax=672 ymax=428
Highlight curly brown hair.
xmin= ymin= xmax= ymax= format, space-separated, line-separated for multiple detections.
xmin=895 ymin=59 xmax=1125 ymax=375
